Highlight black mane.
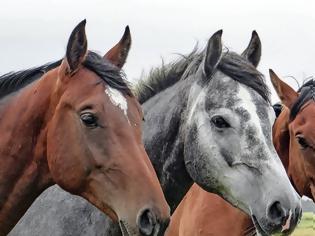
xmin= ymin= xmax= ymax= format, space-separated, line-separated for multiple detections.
xmin=83 ymin=51 xmax=131 ymax=95
xmin=135 ymin=46 xmax=270 ymax=104
xmin=290 ymin=79 xmax=315 ymax=120
xmin=0 ymin=60 xmax=62 ymax=99
xmin=0 ymin=51 xmax=131 ymax=100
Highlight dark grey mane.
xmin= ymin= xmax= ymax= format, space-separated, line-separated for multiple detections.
xmin=135 ymin=46 xmax=270 ymax=104
xmin=135 ymin=47 xmax=199 ymax=104
xmin=0 ymin=51 xmax=131 ymax=100
xmin=0 ymin=60 xmax=62 ymax=99
xmin=290 ymin=79 xmax=315 ymax=120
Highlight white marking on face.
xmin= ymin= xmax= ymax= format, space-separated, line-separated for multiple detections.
xmin=187 ymin=83 xmax=205 ymax=124
xmin=105 ymin=86 xmax=129 ymax=123
xmin=236 ymin=85 xmax=265 ymax=143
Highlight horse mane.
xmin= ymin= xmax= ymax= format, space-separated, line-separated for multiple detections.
xmin=290 ymin=79 xmax=315 ymax=120
xmin=0 ymin=51 xmax=132 ymax=100
xmin=134 ymin=47 xmax=199 ymax=104
xmin=83 ymin=51 xmax=132 ymax=95
xmin=135 ymin=45 xmax=270 ymax=104
xmin=0 ymin=60 xmax=62 ymax=99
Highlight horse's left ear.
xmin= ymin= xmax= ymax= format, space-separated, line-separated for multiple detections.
xmin=269 ymin=69 xmax=298 ymax=109
xmin=203 ymin=30 xmax=223 ymax=77
xmin=65 ymin=19 xmax=88 ymax=74
xmin=241 ymin=31 xmax=261 ymax=67
xmin=104 ymin=26 xmax=131 ymax=69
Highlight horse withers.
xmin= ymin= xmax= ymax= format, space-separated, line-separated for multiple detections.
xmin=0 ymin=20 xmax=170 ymax=236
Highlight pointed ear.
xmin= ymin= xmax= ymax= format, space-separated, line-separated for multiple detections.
xmin=65 ymin=19 xmax=88 ymax=73
xmin=269 ymin=69 xmax=298 ymax=109
xmin=104 ymin=26 xmax=131 ymax=69
xmin=241 ymin=31 xmax=261 ymax=67
xmin=203 ymin=30 xmax=223 ymax=77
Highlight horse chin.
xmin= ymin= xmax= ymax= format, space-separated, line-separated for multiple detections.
xmin=119 ymin=220 xmax=133 ymax=236
xmin=251 ymin=215 xmax=270 ymax=236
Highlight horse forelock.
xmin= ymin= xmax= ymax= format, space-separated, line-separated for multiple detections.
xmin=290 ymin=79 xmax=315 ymax=120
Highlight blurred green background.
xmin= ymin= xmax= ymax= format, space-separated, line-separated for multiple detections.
xmin=289 ymin=212 xmax=314 ymax=236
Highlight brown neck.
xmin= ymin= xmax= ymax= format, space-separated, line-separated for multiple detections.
xmin=0 ymin=75 xmax=57 ymax=235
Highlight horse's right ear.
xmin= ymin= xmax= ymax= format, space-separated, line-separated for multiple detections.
xmin=64 ymin=20 xmax=88 ymax=74
xmin=203 ymin=30 xmax=223 ymax=77
xmin=269 ymin=69 xmax=298 ymax=109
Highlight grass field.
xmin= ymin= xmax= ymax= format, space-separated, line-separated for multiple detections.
xmin=291 ymin=212 xmax=315 ymax=236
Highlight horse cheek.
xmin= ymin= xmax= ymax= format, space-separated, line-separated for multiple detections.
xmin=46 ymin=113 xmax=92 ymax=193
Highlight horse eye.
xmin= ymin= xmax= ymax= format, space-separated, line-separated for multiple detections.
xmin=80 ymin=112 xmax=98 ymax=128
xmin=211 ymin=116 xmax=230 ymax=129
xmin=296 ymin=135 xmax=309 ymax=149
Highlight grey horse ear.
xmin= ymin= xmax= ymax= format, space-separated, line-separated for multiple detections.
xmin=241 ymin=31 xmax=261 ymax=67
xmin=203 ymin=30 xmax=223 ymax=77
xmin=104 ymin=26 xmax=131 ymax=69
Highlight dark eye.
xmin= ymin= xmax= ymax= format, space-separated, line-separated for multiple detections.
xmin=80 ymin=112 xmax=98 ymax=128
xmin=211 ymin=115 xmax=231 ymax=129
xmin=296 ymin=135 xmax=309 ymax=149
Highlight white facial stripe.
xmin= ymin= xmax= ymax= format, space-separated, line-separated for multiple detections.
xmin=105 ymin=87 xmax=129 ymax=123
xmin=237 ymin=85 xmax=265 ymax=142
xmin=187 ymin=84 xmax=205 ymax=124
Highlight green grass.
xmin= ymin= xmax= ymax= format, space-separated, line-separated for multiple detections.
xmin=291 ymin=212 xmax=315 ymax=236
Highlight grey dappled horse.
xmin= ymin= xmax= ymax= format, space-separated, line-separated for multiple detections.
xmin=10 ymin=30 xmax=301 ymax=236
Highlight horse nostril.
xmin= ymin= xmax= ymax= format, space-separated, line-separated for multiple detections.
xmin=137 ymin=208 xmax=157 ymax=236
xmin=267 ymin=201 xmax=286 ymax=224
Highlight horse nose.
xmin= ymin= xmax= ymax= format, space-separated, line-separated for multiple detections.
xmin=137 ymin=208 xmax=170 ymax=236
xmin=267 ymin=201 xmax=302 ymax=233
xmin=267 ymin=201 xmax=286 ymax=224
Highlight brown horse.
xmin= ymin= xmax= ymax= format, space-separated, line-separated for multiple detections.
xmin=0 ymin=20 xmax=170 ymax=236
xmin=166 ymin=184 xmax=252 ymax=236
xmin=165 ymin=71 xmax=310 ymax=236
xmin=270 ymin=70 xmax=315 ymax=200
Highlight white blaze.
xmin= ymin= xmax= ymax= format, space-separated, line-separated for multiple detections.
xmin=105 ymin=86 xmax=129 ymax=122
xmin=237 ymin=85 xmax=265 ymax=142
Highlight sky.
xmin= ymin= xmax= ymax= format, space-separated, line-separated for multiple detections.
xmin=0 ymin=0 xmax=315 ymax=103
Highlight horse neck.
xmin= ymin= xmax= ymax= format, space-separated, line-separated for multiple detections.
xmin=0 ymin=71 xmax=57 ymax=235
xmin=141 ymin=79 xmax=193 ymax=213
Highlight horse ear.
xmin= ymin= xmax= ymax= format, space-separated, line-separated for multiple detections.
xmin=65 ymin=20 xmax=88 ymax=73
xmin=104 ymin=26 xmax=131 ymax=69
xmin=203 ymin=30 xmax=223 ymax=77
xmin=269 ymin=69 xmax=298 ymax=109
xmin=241 ymin=31 xmax=261 ymax=67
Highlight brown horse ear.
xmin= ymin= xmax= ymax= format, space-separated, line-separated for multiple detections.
xmin=104 ymin=26 xmax=131 ymax=69
xmin=203 ymin=30 xmax=223 ymax=77
xmin=65 ymin=19 xmax=88 ymax=73
xmin=241 ymin=31 xmax=261 ymax=67
xmin=269 ymin=69 xmax=298 ymax=109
